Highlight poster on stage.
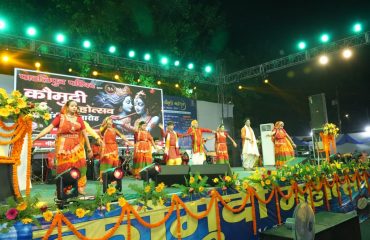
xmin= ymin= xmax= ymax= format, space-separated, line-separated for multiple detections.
xmin=163 ymin=95 xmax=197 ymax=149
xmin=14 ymin=68 xmax=163 ymax=147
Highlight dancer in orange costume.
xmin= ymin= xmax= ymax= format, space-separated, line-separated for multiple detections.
xmin=133 ymin=121 xmax=158 ymax=178
xmin=187 ymin=120 xmax=214 ymax=165
xmin=215 ymin=124 xmax=237 ymax=164
xmin=33 ymin=100 xmax=93 ymax=194
xmin=99 ymin=117 xmax=132 ymax=179
xmin=159 ymin=121 xmax=187 ymax=165
xmin=271 ymin=121 xmax=296 ymax=167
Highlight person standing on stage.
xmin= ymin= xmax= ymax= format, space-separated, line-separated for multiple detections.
xmin=159 ymin=121 xmax=187 ymax=165
xmin=215 ymin=124 xmax=237 ymax=164
xmin=133 ymin=121 xmax=158 ymax=178
xmin=241 ymin=118 xmax=260 ymax=170
xmin=187 ymin=120 xmax=214 ymax=165
xmin=99 ymin=117 xmax=132 ymax=179
xmin=271 ymin=121 xmax=296 ymax=167
xmin=33 ymin=100 xmax=93 ymax=194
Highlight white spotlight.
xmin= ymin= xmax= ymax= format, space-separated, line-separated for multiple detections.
xmin=319 ymin=55 xmax=329 ymax=65
xmin=365 ymin=126 xmax=370 ymax=133
xmin=342 ymin=49 xmax=353 ymax=59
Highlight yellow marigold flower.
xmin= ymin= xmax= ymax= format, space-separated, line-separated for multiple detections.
xmin=225 ymin=176 xmax=232 ymax=182
xmin=11 ymin=90 xmax=22 ymax=98
xmin=17 ymin=202 xmax=27 ymax=211
xmin=118 ymin=197 xmax=127 ymax=207
xmin=106 ymin=203 xmax=111 ymax=212
xmin=7 ymin=98 xmax=15 ymax=104
xmin=233 ymin=174 xmax=237 ymax=180
xmin=261 ymin=168 xmax=266 ymax=172
xmin=144 ymin=185 xmax=151 ymax=193
xmin=198 ymin=186 xmax=204 ymax=192
xmin=21 ymin=218 xmax=33 ymax=224
xmin=14 ymin=108 xmax=20 ymax=114
xmin=213 ymin=178 xmax=219 ymax=183
xmin=265 ymin=179 xmax=271 ymax=185
xmin=242 ymin=181 xmax=249 ymax=189
xmin=107 ymin=186 xmax=116 ymax=196
xmin=281 ymin=177 xmax=287 ymax=182
xmin=271 ymin=170 xmax=277 ymax=176
xmin=155 ymin=185 xmax=163 ymax=193
xmin=0 ymin=108 xmax=10 ymax=117
xmin=43 ymin=113 xmax=51 ymax=121
xmin=198 ymin=175 xmax=202 ymax=180
xmin=75 ymin=208 xmax=89 ymax=218
xmin=236 ymin=186 xmax=241 ymax=191
xmin=159 ymin=197 xmax=164 ymax=206
xmin=261 ymin=181 xmax=265 ymax=187
xmin=43 ymin=210 xmax=53 ymax=222
xmin=0 ymin=88 xmax=8 ymax=98
xmin=17 ymin=98 xmax=27 ymax=109
xmin=306 ymin=166 xmax=310 ymax=171
xmin=189 ymin=177 xmax=195 ymax=184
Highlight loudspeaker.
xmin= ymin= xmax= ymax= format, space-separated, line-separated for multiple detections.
xmin=190 ymin=164 xmax=232 ymax=186
xmin=0 ymin=164 xmax=16 ymax=202
xmin=308 ymin=93 xmax=328 ymax=129
xmin=155 ymin=165 xmax=190 ymax=186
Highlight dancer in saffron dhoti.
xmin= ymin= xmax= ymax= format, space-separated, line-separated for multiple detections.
xmin=241 ymin=118 xmax=260 ymax=171
xmin=187 ymin=120 xmax=214 ymax=165
xmin=215 ymin=124 xmax=237 ymax=164
xmin=159 ymin=121 xmax=188 ymax=165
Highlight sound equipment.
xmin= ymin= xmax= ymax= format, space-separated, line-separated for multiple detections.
xmin=155 ymin=165 xmax=190 ymax=186
xmin=308 ymin=93 xmax=328 ymax=129
xmin=260 ymin=123 xmax=275 ymax=166
xmin=190 ymin=164 xmax=232 ymax=186
xmin=0 ymin=164 xmax=16 ymax=202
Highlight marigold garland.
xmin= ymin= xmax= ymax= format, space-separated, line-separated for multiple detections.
xmin=274 ymin=188 xmax=282 ymax=225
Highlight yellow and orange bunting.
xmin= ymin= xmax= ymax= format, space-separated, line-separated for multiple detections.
xmin=16 ymin=202 xmax=27 ymax=211
xmin=118 ymin=197 xmax=127 ymax=207
xmin=107 ymin=186 xmax=116 ymax=196
xmin=21 ymin=218 xmax=33 ymax=224
xmin=43 ymin=210 xmax=53 ymax=222
xmin=144 ymin=185 xmax=151 ymax=193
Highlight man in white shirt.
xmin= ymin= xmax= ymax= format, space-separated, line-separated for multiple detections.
xmin=241 ymin=118 xmax=260 ymax=170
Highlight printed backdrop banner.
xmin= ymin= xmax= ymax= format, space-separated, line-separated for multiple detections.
xmin=14 ymin=69 xmax=163 ymax=147
xmin=163 ymin=95 xmax=197 ymax=149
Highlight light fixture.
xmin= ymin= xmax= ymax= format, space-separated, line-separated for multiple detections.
xmin=174 ymin=60 xmax=180 ymax=66
xmin=238 ymin=85 xmax=242 ymax=90
xmin=102 ymin=167 xmax=124 ymax=193
xmin=157 ymin=80 xmax=162 ymax=85
xmin=342 ymin=49 xmax=352 ymax=59
xmin=109 ymin=45 xmax=116 ymax=53
xmin=139 ymin=163 xmax=161 ymax=183
xmin=83 ymin=40 xmax=91 ymax=49
xmin=114 ymin=74 xmax=119 ymax=80
xmin=92 ymin=70 xmax=98 ymax=76
xmin=68 ymin=68 xmax=72 ymax=72
xmin=318 ymin=55 xmax=329 ymax=65
xmin=175 ymin=83 xmax=179 ymax=88
xmin=35 ymin=62 xmax=41 ymax=68
xmin=56 ymin=168 xmax=81 ymax=200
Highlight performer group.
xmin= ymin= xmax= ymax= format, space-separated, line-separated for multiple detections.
xmin=33 ymin=99 xmax=296 ymax=193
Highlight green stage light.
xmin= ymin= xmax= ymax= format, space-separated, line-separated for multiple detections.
xmin=55 ymin=33 xmax=65 ymax=43
xmin=109 ymin=45 xmax=116 ymax=53
xmin=160 ymin=57 xmax=168 ymax=65
xmin=204 ymin=65 xmax=212 ymax=73
xmin=26 ymin=26 xmax=37 ymax=37
xmin=128 ymin=50 xmax=135 ymax=58
xmin=187 ymin=63 xmax=194 ymax=70
xmin=353 ymin=23 xmax=362 ymax=33
xmin=0 ymin=19 xmax=6 ymax=30
xmin=320 ymin=34 xmax=330 ymax=43
xmin=174 ymin=60 xmax=180 ymax=66
xmin=298 ymin=41 xmax=306 ymax=50
xmin=144 ymin=53 xmax=151 ymax=61
xmin=83 ymin=40 xmax=91 ymax=49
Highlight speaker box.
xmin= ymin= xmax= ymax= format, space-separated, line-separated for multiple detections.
xmin=308 ymin=93 xmax=328 ymax=129
xmin=190 ymin=164 xmax=232 ymax=186
xmin=0 ymin=164 xmax=15 ymax=202
xmin=156 ymin=165 xmax=190 ymax=186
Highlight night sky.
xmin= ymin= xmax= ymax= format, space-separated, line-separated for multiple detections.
xmin=1 ymin=0 xmax=370 ymax=136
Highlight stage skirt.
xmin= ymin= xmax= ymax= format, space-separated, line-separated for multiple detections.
xmin=133 ymin=140 xmax=152 ymax=176
xmin=274 ymin=138 xmax=295 ymax=167
xmin=216 ymin=142 xmax=229 ymax=164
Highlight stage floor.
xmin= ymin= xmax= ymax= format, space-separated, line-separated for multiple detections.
xmin=22 ymin=167 xmax=257 ymax=205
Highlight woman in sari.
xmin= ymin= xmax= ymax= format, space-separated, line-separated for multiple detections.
xmin=271 ymin=121 xmax=296 ymax=167
xmin=99 ymin=117 xmax=132 ymax=179
xmin=33 ymin=100 xmax=93 ymax=194
xmin=215 ymin=124 xmax=237 ymax=164
xmin=133 ymin=121 xmax=158 ymax=178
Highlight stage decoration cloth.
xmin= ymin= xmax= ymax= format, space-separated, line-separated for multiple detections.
xmin=0 ymin=88 xmax=51 ymax=198
xmin=0 ymin=164 xmax=369 ymax=240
